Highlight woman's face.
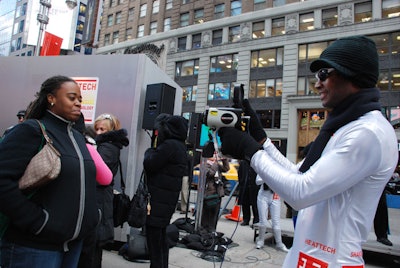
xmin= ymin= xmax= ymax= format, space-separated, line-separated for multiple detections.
xmin=95 ymin=120 xmax=111 ymax=135
xmin=48 ymin=81 xmax=82 ymax=122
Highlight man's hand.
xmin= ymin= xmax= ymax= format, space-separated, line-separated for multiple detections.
xmin=243 ymin=99 xmax=267 ymax=143
xmin=218 ymin=127 xmax=262 ymax=161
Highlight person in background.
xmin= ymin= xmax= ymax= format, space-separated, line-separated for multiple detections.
xmin=1 ymin=110 xmax=26 ymax=138
xmin=78 ymin=113 xmax=129 ymax=268
xmin=180 ymin=150 xmax=193 ymax=215
xmin=237 ymin=160 xmax=259 ymax=227
xmin=201 ymin=153 xmax=230 ymax=233
xmin=144 ymin=113 xmax=188 ymax=268
xmin=373 ymin=190 xmax=393 ymax=246
xmin=255 ymin=178 xmax=289 ymax=252
xmin=218 ymin=36 xmax=398 ymax=267
xmin=0 ymin=75 xmax=99 ymax=267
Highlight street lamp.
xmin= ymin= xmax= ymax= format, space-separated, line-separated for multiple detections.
xmin=35 ymin=0 xmax=78 ymax=56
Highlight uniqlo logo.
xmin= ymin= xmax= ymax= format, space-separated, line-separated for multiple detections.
xmin=297 ymin=252 xmax=329 ymax=268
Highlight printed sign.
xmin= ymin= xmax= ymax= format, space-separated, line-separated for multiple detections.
xmin=72 ymin=77 xmax=99 ymax=124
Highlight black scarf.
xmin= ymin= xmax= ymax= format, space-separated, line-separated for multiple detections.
xmin=299 ymin=88 xmax=381 ymax=173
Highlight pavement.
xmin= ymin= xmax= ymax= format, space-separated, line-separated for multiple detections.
xmin=101 ymin=195 xmax=400 ymax=268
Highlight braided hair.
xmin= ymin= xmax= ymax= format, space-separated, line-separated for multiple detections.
xmin=26 ymin=75 xmax=77 ymax=120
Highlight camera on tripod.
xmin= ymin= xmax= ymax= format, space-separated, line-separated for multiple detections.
xmin=202 ymin=84 xmax=248 ymax=131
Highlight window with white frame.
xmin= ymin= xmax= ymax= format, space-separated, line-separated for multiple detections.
xmin=194 ymin=9 xmax=204 ymax=24
xmin=272 ymin=17 xmax=285 ymax=36
xmin=115 ymin=12 xmax=122 ymax=24
xmin=152 ymin=0 xmax=160 ymax=14
xmin=128 ymin=8 xmax=135 ymax=21
xmin=112 ymin=31 xmax=119 ymax=44
xmin=166 ymin=0 xmax=173 ymax=10
xmin=164 ymin=18 xmax=171 ymax=31
xmin=126 ymin=28 xmax=133 ymax=40
xmin=229 ymin=26 xmax=240 ymax=42
xmin=300 ymin=12 xmax=314 ymax=31
xmin=137 ymin=25 xmax=144 ymax=37
xmin=322 ymin=8 xmax=337 ymax=28
xmin=212 ymin=29 xmax=223 ymax=45
xmin=180 ymin=12 xmax=189 ymax=27
xmin=231 ymin=0 xmax=242 ymax=16
xmin=107 ymin=15 xmax=113 ymax=26
xmin=214 ymin=4 xmax=225 ymax=19
xmin=210 ymin=53 xmax=239 ymax=73
xmin=140 ymin=4 xmax=147 ymax=17
xmin=150 ymin=22 xmax=157 ymax=34
xmin=355 ymin=1 xmax=372 ymax=23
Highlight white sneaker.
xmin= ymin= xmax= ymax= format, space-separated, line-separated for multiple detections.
xmin=276 ymin=244 xmax=289 ymax=253
xmin=256 ymin=239 xmax=264 ymax=249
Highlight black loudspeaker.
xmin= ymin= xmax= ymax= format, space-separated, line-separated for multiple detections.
xmin=142 ymin=83 xmax=176 ymax=129
xmin=187 ymin=112 xmax=202 ymax=148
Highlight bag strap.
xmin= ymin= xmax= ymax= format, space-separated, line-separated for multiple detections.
xmin=119 ymin=159 xmax=126 ymax=194
xmin=34 ymin=120 xmax=60 ymax=156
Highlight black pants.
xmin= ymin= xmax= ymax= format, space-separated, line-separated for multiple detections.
xmin=374 ymin=191 xmax=389 ymax=239
xmin=146 ymin=224 xmax=169 ymax=268
xmin=241 ymin=187 xmax=259 ymax=223
xmin=201 ymin=198 xmax=221 ymax=232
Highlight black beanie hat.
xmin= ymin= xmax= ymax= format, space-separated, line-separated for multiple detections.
xmin=310 ymin=36 xmax=379 ymax=88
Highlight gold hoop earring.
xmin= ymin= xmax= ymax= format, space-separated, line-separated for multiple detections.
xmin=51 ymin=103 xmax=54 ymax=106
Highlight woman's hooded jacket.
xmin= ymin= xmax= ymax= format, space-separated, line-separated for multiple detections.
xmin=144 ymin=114 xmax=188 ymax=228
xmin=95 ymin=129 xmax=129 ymax=244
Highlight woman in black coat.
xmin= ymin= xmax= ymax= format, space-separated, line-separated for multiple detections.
xmin=144 ymin=114 xmax=188 ymax=268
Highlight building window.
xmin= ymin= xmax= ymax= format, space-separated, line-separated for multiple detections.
xmin=210 ymin=53 xmax=239 ymax=73
xmin=273 ymin=0 xmax=286 ymax=7
xmin=299 ymin=12 xmax=314 ymax=31
xmin=272 ymin=17 xmax=285 ymax=36
xmin=112 ymin=31 xmax=119 ymax=44
xmin=152 ymin=0 xmax=160 ymax=14
xmin=115 ymin=12 xmax=122 ymax=24
xmin=104 ymin=34 xmax=110 ymax=46
xmin=214 ymin=4 xmax=225 ymax=19
xmin=208 ymin=83 xmax=235 ymax=100
xmin=382 ymin=0 xmax=400 ymax=18
xmin=231 ymin=0 xmax=242 ymax=16
xmin=251 ymin=47 xmax=284 ymax=68
xmin=126 ymin=28 xmax=133 ymax=40
xmin=175 ymin=59 xmax=199 ymax=77
xmin=355 ymin=1 xmax=372 ymax=23
xmin=140 ymin=4 xmax=147 ymax=17
xmin=17 ymin=37 xmax=21 ymax=50
xmin=229 ymin=25 xmax=240 ymax=43
xmin=254 ymin=0 xmax=266 ymax=11
xmin=252 ymin=21 xmax=264 ymax=39
xmin=192 ymin=33 xmax=201 ymax=49
xmin=128 ymin=8 xmax=135 ymax=21
xmin=137 ymin=25 xmax=144 ymax=37
xmin=166 ymin=0 xmax=173 ymax=10
xmin=249 ymin=78 xmax=283 ymax=97
xmin=297 ymin=76 xmax=318 ymax=95
xmin=182 ymin=0 xmax=190 ymax=4
xmin=164 ymin=18 xmax=171 ymax=31
xmin=178 ymin=36 xmax=187 ymax=51
xmin=182 ymin=85 xmax=197 ymax=102
xmin=212 ymin=29 xmax=223 ymax=45
xmin=107 ymin=15 xmax=113 ymax=26
xmin=298 ymin=42 xmax=330 ymax=63
xmin=180 ymin=12 xmax=189 ymax=27
xmin=194 ymin=9 xmax=204 ymax=24
xmin=150 ymin=22 xmax=157 ymax=34
xmin=322 ymin=7 xmax=337 ymax=28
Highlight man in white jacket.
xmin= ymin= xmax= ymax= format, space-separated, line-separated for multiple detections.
xmin=218 ymin=36 xmax=398 ymax=267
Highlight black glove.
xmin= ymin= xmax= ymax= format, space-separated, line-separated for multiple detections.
xmin=242 ymin=99 xmax=267 ymax=143
xmin=218 ymin=127 xmax=262 ymax=161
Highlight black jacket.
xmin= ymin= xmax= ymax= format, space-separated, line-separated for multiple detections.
xmin=95 ymin=129 xmax=129 ymax=243
xmin=0 ymin=112 xmax=99 ymax=251
xmin=144 ymin=115 xmax=188 ymax=228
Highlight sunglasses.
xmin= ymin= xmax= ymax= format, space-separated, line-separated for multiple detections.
xmin=315 ymin=68 xmax=335 ymax=82
xmin=100 ymin=114 xmax=113 ymax=120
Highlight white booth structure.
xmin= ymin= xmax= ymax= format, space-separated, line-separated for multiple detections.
xmin=0 ymin=54 xmax=182 ymax=241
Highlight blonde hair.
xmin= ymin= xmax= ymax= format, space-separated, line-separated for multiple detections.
xmin=94 ymin=113 xmax=121 ymax=131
